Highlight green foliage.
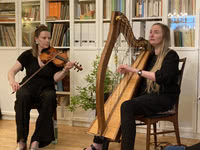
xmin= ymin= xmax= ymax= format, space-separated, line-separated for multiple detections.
xmin=69 ymin=55 xmax=120 ymax=111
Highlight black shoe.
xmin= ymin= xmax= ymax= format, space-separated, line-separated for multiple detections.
xmin=15 ymin=142 xmax=27 ymax=150
xmin=83 ymin=144 xmax=97 ymax=150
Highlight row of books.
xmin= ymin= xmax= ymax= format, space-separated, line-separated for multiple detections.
xmin=0 ymin=3 xmax=15 ymax=11
xmin=171 ymin=29 xmax=195 ymax=47
xmin=0 ymin=3 xmax=15 ymax=22
xmin=75 ymin=0 xmax=95 ymax=19
xmin=0 ymin=13 xmax=15 ymax=22
xmin=48 ymin=1 xmax=69 ymax=20
xmin=0 ymin=25 xmax=16 ymax=46
xmin=49 ymin=23 xmax=70 ymax=47
xmin=168 ymin=0 xmax=195 ymax=16
xmin=74 ymin=23 xmax=96 ymax=47
xmin=134 ymin=0 xmax=162 ymax=18
xmin=103 ymin=0 xmax=126 ymax=19
xmin=22 ymin=5 xmax=40 ymax=21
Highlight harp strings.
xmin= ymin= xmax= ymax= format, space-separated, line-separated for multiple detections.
xmin=106 ymin=21 xmax=134 ymax=120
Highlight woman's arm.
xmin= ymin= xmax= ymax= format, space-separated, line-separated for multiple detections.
xmin=54 ymin=61 xmax=75 ymax=83
xmin=117 ymin=64 xmax=156 ymax=81
xmin=8 ymin=61 xmax=22 ymax=92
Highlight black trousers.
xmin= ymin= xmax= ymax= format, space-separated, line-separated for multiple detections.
xmin=186 ymin=142 xmax=200 ymax=150
xmin=120 ymin=94 xmax=177 ymax=150
xmin=14 ymin=87 xmax=57 ymax=148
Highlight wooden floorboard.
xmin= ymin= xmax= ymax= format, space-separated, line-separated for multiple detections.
xmin=0 ymin=120 xmax=199 ymax=150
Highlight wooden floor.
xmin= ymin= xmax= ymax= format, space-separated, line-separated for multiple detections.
xmin=0 ymin=120 xmax=199 ymax=150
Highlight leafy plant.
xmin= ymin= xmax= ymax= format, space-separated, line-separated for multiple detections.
xmin=69 ymin=55 xmax=120 ymax=111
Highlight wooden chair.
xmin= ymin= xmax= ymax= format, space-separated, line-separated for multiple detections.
xmin=136 ymin=57 xmax=187 ymax=150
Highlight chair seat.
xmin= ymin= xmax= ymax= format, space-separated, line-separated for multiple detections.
xmin=148 ymin=113 xmax=174 ymax=118
xmin=157 ymin=106 xmax=176 ymax=115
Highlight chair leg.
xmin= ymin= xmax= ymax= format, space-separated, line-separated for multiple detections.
xmin=102 ymin=138 xmax=110 ymax=150
xmin=52 ymin=110 xmax=58 ymax=144
xmin=153 ymin=123 xmax=157 ymax=148
xmin=146 ymin=122 xmax=151 ymax=150
xmin=173 ymin=121 xmax=181 ymax=145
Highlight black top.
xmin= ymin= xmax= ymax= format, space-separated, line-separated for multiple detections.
xmin=17 ymin=50 xmax=61 ymax=92
xmin=138 ymin=49 xmax=180 ymax=96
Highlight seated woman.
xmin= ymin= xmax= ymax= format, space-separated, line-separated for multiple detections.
xmin=8 ymin=24 xmax=76 ymax=150
xmin=84 ymin=23 xmax=180 ymax=150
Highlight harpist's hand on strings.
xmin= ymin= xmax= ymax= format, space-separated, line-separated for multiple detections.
xmin=10 ymin=80 xmax=20 ymax=92
xmin=117 ymin=64 xmax=138 ymax=74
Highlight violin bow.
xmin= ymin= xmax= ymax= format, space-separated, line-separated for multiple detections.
xmin=12 ymin=52 xmax=61 ymax=94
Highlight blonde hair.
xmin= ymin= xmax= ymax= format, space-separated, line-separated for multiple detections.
xmin=32 ymin=24 xmax=49 ymax=57
xmin=146 ymin=23 xmax=171 ymax=94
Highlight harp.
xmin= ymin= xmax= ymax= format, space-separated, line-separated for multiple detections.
xmin=88 ymin=11 xmax=150 ymax=142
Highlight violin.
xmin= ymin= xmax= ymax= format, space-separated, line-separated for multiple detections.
xmin=40 ymin=47 xmax=82 ymax=71
xmin=12 ymin=47 xmax=82 ymax=94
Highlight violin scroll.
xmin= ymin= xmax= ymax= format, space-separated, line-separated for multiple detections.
xmin=74 ymin=62 xmax=83 ymax=72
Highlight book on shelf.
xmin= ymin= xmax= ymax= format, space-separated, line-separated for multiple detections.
xmin=0 ymin=3 xmax=15 ymax=11
xmin=174 ymin=30 xmax=183 ymax=47
xmin=50 ymin=23 xmax=69 ymax=47
xmin=81 ymin=23 xmax=89 ymax=46
xmin=61 ymin=28 xmax=70 ymax=47
xmin=0 ymin=25 xmax=16 ymax=46
xmin=103 ymin=0 xmax=125 ymax=19
xmin=170 ymin=28 xmax=175 ymax=47
xmin=48 ymin=1 xmax=69 ymax=20
xmin=77 ymin=1 xmax=95 ymax=19
xmin=57 ymin=80 xmax=64 ymax=91
xmin=88 ymin=23 xmax=96 ymax=47
xmin=146 ymin=0 xmax=162 ymax=17
xmin=0 ymin=11 xmax=15 ymax=22
xmin=22 ymin=6 xmax=40 ymax=21
xmin=74 ymin=23 xmax=81 ymax=47
xmin=49 ymin=2 xmax=61 ymax=20
xmin=173 ymin=28 xmax=194 ymax=47
xmin=169 ymin=0 xmax=195 ymax=16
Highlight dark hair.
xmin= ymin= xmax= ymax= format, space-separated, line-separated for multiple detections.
xmin=32 ymin=24 xmax=49 ymax=57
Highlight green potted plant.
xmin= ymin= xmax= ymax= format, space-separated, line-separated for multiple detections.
xmin=69 ymin=55 xmax=119 ymax=111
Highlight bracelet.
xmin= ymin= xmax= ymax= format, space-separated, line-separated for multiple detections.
xmin=62 ymin=68 xmax=68 ymax=74
xmin=137 ymin=70 xmax=142 ymax=76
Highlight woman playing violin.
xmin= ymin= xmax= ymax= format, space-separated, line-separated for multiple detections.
xmin=8 ymin=24 xmax=75 ymax=150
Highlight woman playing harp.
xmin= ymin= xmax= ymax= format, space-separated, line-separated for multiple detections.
xmin=84 ymin=23 xmax=180 ymax=150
